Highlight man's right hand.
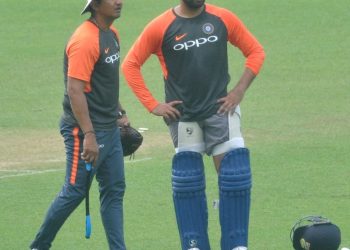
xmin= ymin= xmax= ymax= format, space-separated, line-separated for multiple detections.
xmin=151 ymin=100 xmax=183 ymax=121
xmin=81 ymin=133 xmax=99 ymax=165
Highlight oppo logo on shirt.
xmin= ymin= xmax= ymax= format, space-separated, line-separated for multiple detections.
xmin=105 ymin=52 xmax=120 ymax=64
xmin=173 ymin=35 xmax=218 ymax=51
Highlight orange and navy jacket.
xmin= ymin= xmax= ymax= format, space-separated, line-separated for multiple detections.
xmin=122 ymin=4 xmax=265 ymax=121
xmin=62 ymin=20 xmax=121 ymax=130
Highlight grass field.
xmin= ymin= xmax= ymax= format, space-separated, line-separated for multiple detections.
xmin=0 ymin=0 xmax=349 ymax=249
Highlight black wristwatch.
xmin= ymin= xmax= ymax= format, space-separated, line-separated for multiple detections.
xmin=117 ymin=109 xmax=126 ymax=119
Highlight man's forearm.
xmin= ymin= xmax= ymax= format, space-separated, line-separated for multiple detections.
xmin=233 ymin=68 xmax=256 ymax=94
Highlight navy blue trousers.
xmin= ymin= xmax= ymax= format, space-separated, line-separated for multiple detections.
xmin=30 ymin=121 xmax=126 ymax=250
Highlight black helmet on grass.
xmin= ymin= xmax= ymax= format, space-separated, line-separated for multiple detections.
xmin=290 ymin=215 xmax=341 ymax=250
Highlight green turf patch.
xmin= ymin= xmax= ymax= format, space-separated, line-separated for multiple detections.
xmin=0 ymin=0 xmax=349 ymax=249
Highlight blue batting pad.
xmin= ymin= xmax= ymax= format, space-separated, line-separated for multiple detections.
xmin=172 ymin=151 xmax=210 ymax=250
xmin=219 ymin=148 xmax=252 ymax=250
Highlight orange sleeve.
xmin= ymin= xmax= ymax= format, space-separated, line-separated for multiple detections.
xmin=66 ymin=22 xmax=99 ymax=87
xmin=208 ymin=5 xmax=265 ymax=75
xmin=122 ymin=10 xmax=175 ymax=112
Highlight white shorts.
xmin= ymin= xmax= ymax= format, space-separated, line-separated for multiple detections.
xmin=168 ymin=106 xmax=245 ymax=156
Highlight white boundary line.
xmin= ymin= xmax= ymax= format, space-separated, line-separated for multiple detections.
xmin=124 ymin=157 xmax=152 ymax=163
xmin=0 ymin=157 xmax=152 ymax=180
xmin=0 ymin=159 xmax=64 ymax=168
xmin=0 ymin=169 xmax=63 ymax=179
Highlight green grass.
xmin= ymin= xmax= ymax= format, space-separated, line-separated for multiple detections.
xmin=0 ymin=0 xmax=349 ymax=249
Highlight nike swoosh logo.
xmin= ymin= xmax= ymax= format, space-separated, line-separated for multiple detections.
xmin=175 ymin=33 xmax=187 ymax=41
xmin=105 ymin=48 xmax=110 ymax=54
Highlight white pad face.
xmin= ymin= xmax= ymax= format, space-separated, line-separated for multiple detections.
xmin=174 ymin=106 xmax=244 ymax=155
xmin=212 ymin=137 xmax=245 ymax=156
xmin=175 ymin=122 xmax=205 ymax=153
xmin=212 ymin=109 xmax=244 ymax=156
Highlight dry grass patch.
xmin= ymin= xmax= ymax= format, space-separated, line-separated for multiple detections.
xmin=0 ymin=128 xmax=64 ymax=170
xmin=0 ymin=128 xmax=174 ymax=171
